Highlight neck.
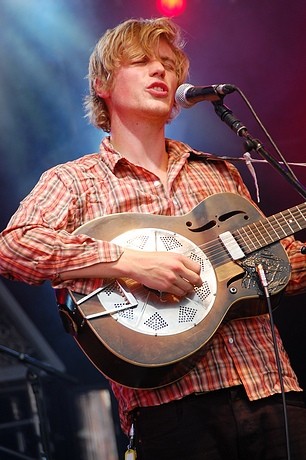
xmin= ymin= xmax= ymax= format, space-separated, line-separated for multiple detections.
xmin=110 ymin=117 xmax=169 ymax=182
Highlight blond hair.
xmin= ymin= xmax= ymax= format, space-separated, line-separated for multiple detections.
xmin=84 ymin=17 xmax=189 ymax=132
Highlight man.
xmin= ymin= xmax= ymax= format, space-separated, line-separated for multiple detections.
xmin=1 ymin=17 xmax=306 ymax=460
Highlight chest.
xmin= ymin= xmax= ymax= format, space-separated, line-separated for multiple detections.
xmin=71 ymin=160 xmax=239 ymax=225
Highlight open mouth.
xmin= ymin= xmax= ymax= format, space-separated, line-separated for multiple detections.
xmin=147 ymin=82 xmax=169 ymax=96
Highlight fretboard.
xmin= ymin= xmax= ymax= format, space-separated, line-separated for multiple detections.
xmin=234 ymin=202 xmax=306 ymax=254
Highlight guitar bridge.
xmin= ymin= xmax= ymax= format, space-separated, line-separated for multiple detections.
xmin=219 ymin=231 xmax=245 ymax=260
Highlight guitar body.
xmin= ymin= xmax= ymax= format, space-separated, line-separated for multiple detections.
xmin=60 ymin=193 xmax=291 ymax=388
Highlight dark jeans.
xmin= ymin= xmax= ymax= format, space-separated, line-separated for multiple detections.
xmin=132 ymin=386 xmax=306 ymax=460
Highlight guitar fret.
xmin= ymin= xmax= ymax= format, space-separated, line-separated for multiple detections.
xmin=235 ymin=227 xmax=256 ymax=253
xmin=237 ymin=225 xmax=260 ymax=252
xmin=279 ymin=212 xmax=295 ymax=233
xmin=248 ymin=223 xmax=263 ymax=246
xmin=297 ymin=206 xmax=306 ymax=226
xmin=264 ymin=217 xmax=283 ymax=240
xmin=268 ymin=214 xmax=288 ymax=239
xmin=237 ymin=223 xmax=268 ymax=252
xmin=234 ymin=202 xmax=306 ymax=255
xmin=275 ymin=207 xmax=305 ymax=235
xmin=253 ymin=221 xmax=270 ymax=246
xmin=288 ymin=208 xmax=302 ymax=230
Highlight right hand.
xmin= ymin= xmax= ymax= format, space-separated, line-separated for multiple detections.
xmin=116 ymin=248 xmax=203 ymax=297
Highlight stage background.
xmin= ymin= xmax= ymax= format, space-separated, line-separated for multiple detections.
xmin=0 ymin=1 xmax=305 ymax=458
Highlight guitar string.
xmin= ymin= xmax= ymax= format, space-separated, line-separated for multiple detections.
xmin=235 ymin=205 xmax=306 ymax=252
xmin=204 ymin=206 xmax=305 ymax=259
xmin=84 ymin=206 xmax=305 ymax=317
xmin=177 ymin=204 xmax=306 ymax=266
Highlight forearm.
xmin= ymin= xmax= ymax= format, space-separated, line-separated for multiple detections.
xmin=0 ymin=225 xmax=123 ymax=285
xmin=59 ymin=248 xmax=203 ymax=297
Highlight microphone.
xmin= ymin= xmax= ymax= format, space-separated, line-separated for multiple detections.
xmin=175 ymin=83 xmax=236 ymax=108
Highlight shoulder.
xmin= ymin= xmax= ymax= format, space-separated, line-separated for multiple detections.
xmin=39 ymin=152 xmax=102 ymax=184
xmin=52 ymin=152 xmax=101 ymax=173
xmin=166 ymin=138 xmax=233 ymax=165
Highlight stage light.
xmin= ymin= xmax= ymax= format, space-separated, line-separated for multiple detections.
xmin=156 ymin=0 xmax=187 ymax=17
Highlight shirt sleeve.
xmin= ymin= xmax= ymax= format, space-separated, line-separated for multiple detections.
xmin=0 ymin=166 xmax=123 ymax=286
xmin=281 ymin=237 xmax=306 ymax=294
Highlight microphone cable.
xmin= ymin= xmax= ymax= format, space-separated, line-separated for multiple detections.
xmin=256 ymin=263 xmax=291 ymax=460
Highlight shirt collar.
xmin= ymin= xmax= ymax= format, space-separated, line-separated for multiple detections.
xmin=99 ymin=136 xmax=196 ymax=173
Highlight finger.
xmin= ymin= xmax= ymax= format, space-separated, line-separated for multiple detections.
xmin=167 ymin=283 xmax=191 ymax=298
xmin=183 ymin=256 xmax=201 ymax=274
xmin=179 ymin=261 xmax=202 ymax=287
xmin=175 ymin=275 xmax=199 ymax=294
xmin=185 ymin=270 xmax=203 ymax=288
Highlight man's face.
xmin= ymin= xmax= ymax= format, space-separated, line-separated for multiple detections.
xmin=104 ymin=39 xmax=179 ymax=126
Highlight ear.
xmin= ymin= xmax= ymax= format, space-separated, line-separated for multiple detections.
xmin=94 ymin=77 xmax=110 ymax=99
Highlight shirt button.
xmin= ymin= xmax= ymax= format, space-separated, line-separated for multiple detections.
xmin=228 ymin=337 xmax=234 ymax=344
xmin=153 ymin=180 xmax=161 ymax=187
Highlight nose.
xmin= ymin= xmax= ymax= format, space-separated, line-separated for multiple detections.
xmin=149 ymin=59 xmax=166 ymax=77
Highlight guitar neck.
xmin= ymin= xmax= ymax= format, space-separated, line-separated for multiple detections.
xmin=234 ymin=202 xmax=306 ymax=254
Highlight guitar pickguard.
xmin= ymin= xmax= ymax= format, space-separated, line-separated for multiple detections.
xmin=107 ymin=228 xmax=218 ymax=336
xmin=239 ymin=247 xmax=291 ymax=295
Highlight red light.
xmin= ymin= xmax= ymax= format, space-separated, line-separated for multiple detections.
xmin=156 ymin=0 xmax=186 ymax=17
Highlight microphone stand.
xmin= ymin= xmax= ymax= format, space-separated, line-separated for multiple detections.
xmin=212 ymin=100 xmax=306 ymax=200
xmin=211 ymin=100 xmax=306 ymax=460
xmin=0 ymin=344 xmax=77 ymax=460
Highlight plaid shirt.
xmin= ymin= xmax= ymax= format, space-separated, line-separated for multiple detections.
xmin=0 ymin=137 xmax=305 ymax=434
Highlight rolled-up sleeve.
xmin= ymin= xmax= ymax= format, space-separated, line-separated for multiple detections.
xmin=0 ymin=166 xmax=123 ymax=289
